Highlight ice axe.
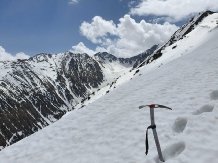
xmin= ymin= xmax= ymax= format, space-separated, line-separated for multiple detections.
xmin=139 ymin=104 xmax=172 ymax=162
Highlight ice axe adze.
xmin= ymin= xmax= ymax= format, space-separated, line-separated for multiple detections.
xmin=139 ymin=104 xmax=172 ymax=162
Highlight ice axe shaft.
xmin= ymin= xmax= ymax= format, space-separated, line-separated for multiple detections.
xmin=150 ymin=107 xmax=164 ymax=162
xmin=139 ymin=104 xmax=172 ymax=162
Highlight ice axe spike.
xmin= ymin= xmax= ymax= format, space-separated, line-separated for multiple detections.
xmin=139 ymin=104 xmax=172 ymax=162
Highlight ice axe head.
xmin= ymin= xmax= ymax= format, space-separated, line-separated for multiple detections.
xmin=139 ymin=104 xmax=172 ymax=110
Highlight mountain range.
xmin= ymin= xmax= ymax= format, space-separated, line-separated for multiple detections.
xmin=0 ymin=42 xmax=158 ymax=149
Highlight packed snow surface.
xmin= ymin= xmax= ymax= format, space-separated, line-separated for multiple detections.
xmin=0 ymin=14 xmax=218 ymax=163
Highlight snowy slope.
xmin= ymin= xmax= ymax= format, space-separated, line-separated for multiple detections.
xmin=0 ymin=13 xmax=218 ymax=163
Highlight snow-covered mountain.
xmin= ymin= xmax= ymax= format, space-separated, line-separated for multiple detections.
xmin=139 ymin=10 xmax=215 ymax=67
xmin=0 ymin=11 xmax=218 ymax=163
xmin=0 ymin=46 xmax=157 ymax=149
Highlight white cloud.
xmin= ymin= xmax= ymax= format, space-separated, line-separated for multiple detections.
xmin=15 ymin=52 xmax=30 ymax=60
xmin=130 ymin=0 xmax=218 ymax=22
xmin=78 ymin=14 xmax=178 ymax=58
xmin=69 ymin=0 xmax=79 ymax=5
xmin=0 ymin=46 xmax=30 ymax=61
xmin=80 ymin=16 xmax=117 ymax=44
xmin=70 ymin=42 xmax=96 ymax=56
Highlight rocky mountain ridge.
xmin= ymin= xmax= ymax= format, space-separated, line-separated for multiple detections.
xmin=139 ymin=10 xmax=215 ymax=67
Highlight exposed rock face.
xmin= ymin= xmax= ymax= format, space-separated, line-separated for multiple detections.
xmin=0 ymin=52 xmax=104 ymax=149
xmin=0 ymin=46 xmax=158 ymax=150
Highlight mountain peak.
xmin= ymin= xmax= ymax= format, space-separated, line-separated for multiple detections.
xmin=94 ymin=52 xmax=117 ymax=61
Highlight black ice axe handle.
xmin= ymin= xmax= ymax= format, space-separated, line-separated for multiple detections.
xmin=138 ymin=104 xmax=172 ymax=162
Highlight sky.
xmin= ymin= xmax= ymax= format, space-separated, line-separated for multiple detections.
xmin=0 ymin=0 xmax=218 ymax=60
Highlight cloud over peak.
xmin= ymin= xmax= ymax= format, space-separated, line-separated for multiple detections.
xmin=70 ymin=42 xmax=96 ymax=56
xmin=76 ymin=14 xmax=178 ymax=58
xmin=0 ymin=46 xmax=30 ymax=61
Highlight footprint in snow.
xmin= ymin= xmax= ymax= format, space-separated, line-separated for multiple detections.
xmin=172 ymin=117 xmax=188 ymax=133
xmin=192 ymin=104 xmax=214 ymax=115
xmin=154 ymin=141 xmax=186 ymax=163
xmin=210 ymin=90 xmax=218 ymax=100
